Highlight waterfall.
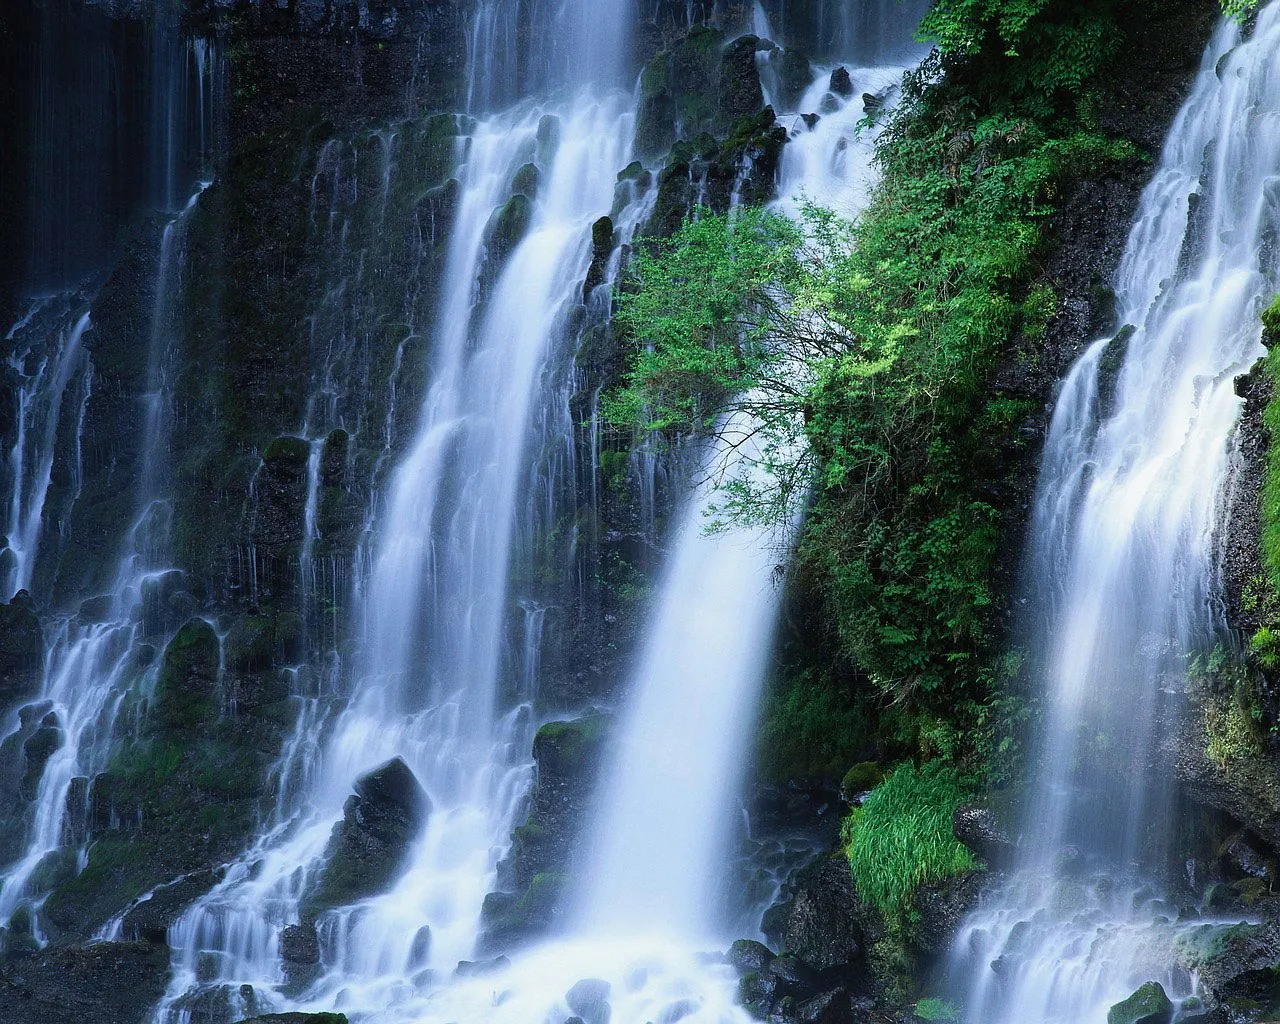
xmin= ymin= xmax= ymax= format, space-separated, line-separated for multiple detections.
xmin=952 ymin=7 xmax=1280 ymax=1021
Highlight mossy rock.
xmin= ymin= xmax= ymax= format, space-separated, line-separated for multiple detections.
xmin=1263 ymin=293 xmax=1280 ymax=346
xmin=532 ymin=715 xmax=609 ymax=778
xmin=151 ymin=619 xmax=220 ymax=734
xmin=0 ymin=590 xmax=42 ymax=706
xmin=224 ymin=614 xmax=274 ymax=673
xmin=841 ymin=761 xmax=883 ymax=796
xmin=511 ymin=162 xmax=540 ymax=199
xmin=484 ymin=193 xmax=533 ymax=266
xmin=235 ymin=1015 xmax=349 ymax=1024
xmin=1107 ymin=982 xmax=1172 ymax=1024
xmin=261 ymin=435 xmax=311 ymax=473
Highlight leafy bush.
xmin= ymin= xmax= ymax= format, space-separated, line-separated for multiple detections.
xmin=842 ymin=762 xmax=977 ymax=923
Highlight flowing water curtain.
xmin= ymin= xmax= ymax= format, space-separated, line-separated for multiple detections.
xmin=952 ymin=7 xmax=1280 ymax=1022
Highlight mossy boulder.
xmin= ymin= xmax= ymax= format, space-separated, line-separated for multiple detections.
xmin=485 ymin=193 xmax=533 ymax=266
xmin=532 ymin=714 xmax=609 ymax=778
xmin=306 ymin=757 xmax=430 ymax=914
xmin=151 ymin=618 xmax=220 ymax=734
xmin=720 ymin=35 xmax=765 ymax=125
xmin=511 ymin=162 xmax=540 ymax=199
xmin=1107 ymin=982 xmax=1173 ymax=1024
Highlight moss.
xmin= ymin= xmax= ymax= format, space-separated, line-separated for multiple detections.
xmin=756 ymin=669 xmax=869 ymax=784
xmin=532 ymin=715 xmax=609 ymax=777
xmin=151 ymin=618 xmax=220 ymax=734
xmin=842 ymin=761 xmax=884 ymax=795
xmin=261 ymin=434 xmax=311 ymax=472
xmin=1106 ymin=982 xmax=1172 ymax=1024
xmin=1261 ymin=292 xmax=1280 ymax=341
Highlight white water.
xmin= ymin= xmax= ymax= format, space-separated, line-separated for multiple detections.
xmin=952 ymin=7 xmax=1280 ymax=1021
xmin=156 ymin=76 xmax=650 ymax=1024
xmin=0 ymin=183 xmax=208 ymax=934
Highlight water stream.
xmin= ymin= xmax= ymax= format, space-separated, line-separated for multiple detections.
xmin=951 ymin=7 xmax=1280 ymax=1020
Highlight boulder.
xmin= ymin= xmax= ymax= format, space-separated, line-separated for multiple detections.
xmin=828 ymin=67 xmax=853 ymax=97
xmin=1107 ymin=982 xmax=1173 ymax=1024
xmin=306 ymin=757 xmax=429 ymax=913
xmin=566 ymin=977 xmax=611 ymax=1024
xmin=121 ymin=867 xmax=225 ymax=943
xmin=235 ymin=1015 xmax=348 ymax=1024
xmin=728 ymin=938 xmax=775 ymax=974
xmin=781 ymin=855 xmax=863 ymax=973
xmin=953 ymin=804 xmax=1016 ymax=866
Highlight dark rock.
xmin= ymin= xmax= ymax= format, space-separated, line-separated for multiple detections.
xmin=720 ymin=35 xmax=765 ymax=125
xmin=1219 ymin=831 xmax=1276 ymax=881
xmin=0 ymin=591 xmax=42 ymax=708
xmin=953 ymin=804 xmax=1016 ymax=866
xmin=566 ymin=977 xmax=611 ymax=1024
xmin=1107 ymin=981 xmax=1173 ymax=1024
xmin=280 ymin=922 xmax=320 ymax=965
xmin=121 ymin=868 xmax=224 ymax=943
xmin=728 ymin=938 xmax=775 ymax=974
xmin=150 ymin=618 xmax=220 ymax=735
xmin=911 ymin=871 xmax=983 ymax=956
xmin=795 ymin=987 xmax=849 ymax=1024
xmin=775 ymin=49 xmax=812 ymax=110
xmin=307 ymin=757 xmax=429 ymax=913
xmin=485 ymin=193 xmax=533 ymax=266
xmin=584 ymin=216 xmax=616 ymax=300
xmin=511 ymin=162 xmax=540 ymax=199
xmin=0 ymin=940 xmax=170 ymax=1024
xmin=235 ymin=1015 xmax=349 ymax=1024
xmin=19 ymin=717 xmax=62 ymax=801
xmin=781 ymin=855 xmax=862 ymax=973
xmin=828 ymin=67 xmax=853 ymax=97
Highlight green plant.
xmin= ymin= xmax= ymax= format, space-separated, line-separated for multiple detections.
xmin=842 ymin=762 xmax=977 ymax=923
xmin=915 ymin=997 xmax=962 ymax=1022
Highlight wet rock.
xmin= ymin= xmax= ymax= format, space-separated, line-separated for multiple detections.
xmin=307 ymin=757 xmax=430 ymax=913
xmin=780 ymin=855 xmax=863 ymax=973
xmin=279 ymin=922 xmax=320 ymax=965
xmin=566 ymin=977 xmax=611 ymax=1024
xmin=121 ymin=867 xmax=225 ymax=943
xmin=19 ymin=715 xmax=62 ymax=801
xmin=511 ymin=161 xmax=540 ymax=200
xmin=720 ymin=35 xmax=765 ymax=124
xmin=150 ymin=618 xmax=220 ymax=735
xmin=953 ymin=804 xmax=1016 ymax=866
xmin=775 ymin=48 xmax=812 ymax=110
xmin=584 ymin=215 xmax=616 ymax=299
xmin=235 ymin=1015 xmax=349 ymax=1024
xmin=795 ymin=987 xmax=849 ymax=1024
xmin=729 ymin=938 xmax=775 ymax=974
xmin=78 ymin=594 xmax=114 ymax=623
xmin=455 ymin=955 xmax=510 ymax=977
xmin=828 ymin=67 xmax=853 ymax=97
xmin=1219 ymin=831 xmax=1276 ymax=882
xmin=1107 ymin=982 xmax=1173 ymax=1024
xmin=484 ymin=193 xmax=533 ymax=266
xmin=0 ymin=591 xmax=42 ymax=708
xmin=911 ymin=871 xmax=983 ymax=956
xmin=0 ymin=940 xmax=170 ymax=1023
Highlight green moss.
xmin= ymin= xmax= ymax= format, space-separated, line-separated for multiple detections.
xmin=842 ymin=761 xmax=884 ymax=795
xmin=533 ymin=715 xmax=609 ymax=777
xmin=755 ymin=670 xmax=869 ymax=784
xmin=1106 ymin=982 xmax=1172 ymax=1024
xmin=151 ymin=618 xmax=220 ymax=734
xmin=1262 ymin=293 xmax=1280 ymax=340
xmin=842 ymin=762 xmax=977 ymax=924
xmin=915 ymin=997 xmax=961 ymax=1022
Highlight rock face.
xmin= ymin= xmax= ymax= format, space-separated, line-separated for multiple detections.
xmin=307 ymin=757 xmax=430 ymax=913
xmin=0 ymin=592 xmax=42 ymax=708
xmin=481 ymin=715 xmax=610 ymax=948
xmin=0 ymin=941 xmax=170 ymax=1024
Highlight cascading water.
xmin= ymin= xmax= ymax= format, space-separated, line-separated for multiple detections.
xmin=155 ymin=2 xmax=651 ymax=1015
xmin=0 ymin=6 xmax=219 ymax=941
xmin=951 ymin=7 xmax=1280 ymax=1021
xmin=376 ymin=14 xmax=930 ymax=1024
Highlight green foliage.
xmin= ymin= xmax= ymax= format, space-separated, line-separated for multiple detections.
xmin=842 ymin=762 xmax=977 ymax=923
xmin=610 ymin=0 xmax=1147 ymax=754
xmin=915 ymin=997 xmax=962 ymax=1022
xmin=754 ymin=670 xmax=869 ymax=783
xmin=1264 ymin=293 xmax=1280 ymax=342
xmin=1221 ymin=0 xmax=1262 ymax=19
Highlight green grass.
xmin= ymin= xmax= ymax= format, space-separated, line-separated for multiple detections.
xmin=842 ymin=762 xmax=977 ymax=923
xmin=915 ymin=997 xmax=961 ymax=1022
